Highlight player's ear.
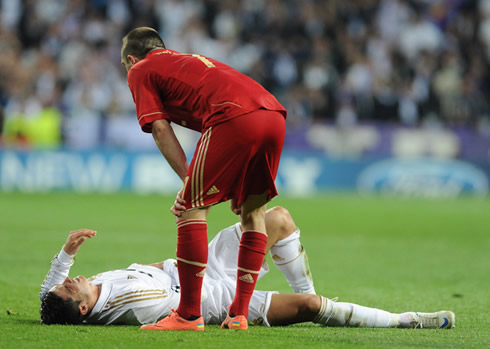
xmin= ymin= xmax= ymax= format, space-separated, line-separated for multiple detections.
xmin=79 ymin=302 xmax=89 ymax=316
xmin=128 ymin=55 xmax=139 ymax=65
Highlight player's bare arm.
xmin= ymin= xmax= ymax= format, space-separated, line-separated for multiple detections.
xmin=151 ymin=119 xmax=188 ymax=182
xmin=62 ymin=230 xmax=165 ymax=270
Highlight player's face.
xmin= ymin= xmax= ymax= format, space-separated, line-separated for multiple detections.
xmin=52 ymin=276 xmax=91 ymax=302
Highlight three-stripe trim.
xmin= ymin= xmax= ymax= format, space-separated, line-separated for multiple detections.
xmin=102 ymin=289 xmax=168 ymax=312
xmin=191 ymin=127 xmax=212 ymax=208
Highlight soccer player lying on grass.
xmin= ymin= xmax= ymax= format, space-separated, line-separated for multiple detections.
xmin=40 ymin=206 xmax=455 ymax=329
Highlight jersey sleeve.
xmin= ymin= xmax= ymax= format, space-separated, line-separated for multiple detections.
xmin=127 ymin=67 xmax=169 ymax=133
xmin=40 ymin=246 xmax=74 ymax=300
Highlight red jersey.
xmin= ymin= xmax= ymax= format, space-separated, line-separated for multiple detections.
xmin=127 ymin=49 xmax=286 ymax=133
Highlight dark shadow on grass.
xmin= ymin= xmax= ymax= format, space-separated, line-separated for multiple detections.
xmin=8 ymin=317 xmax=139 ymax=329
xmin=9 ymin=318 xmax=40 ymax=325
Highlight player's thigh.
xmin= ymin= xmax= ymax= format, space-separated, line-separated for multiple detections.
xmin=232 ymin=110 xmax=285 ymax=207
xmin=240 ymin=193 xmax=268 ymax=232
xmin=248 ymin=290 xmax=277 ymax=327
xmin=181 ymin=113 xmax=284 ymax=210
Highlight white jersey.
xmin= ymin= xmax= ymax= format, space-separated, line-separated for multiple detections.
xmin=83 ymin=264 xmax=180 ymax=325
xmin=41 ymin=223 xmax=276 ymax=326
xmin=40 ymin=249 xmax=180 ymax=325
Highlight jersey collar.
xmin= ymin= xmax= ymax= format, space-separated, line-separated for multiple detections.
xmin=147 ymin=48 xmax=173 ymax=57
xmin=86 ymin=281 xmax=112 ymax=318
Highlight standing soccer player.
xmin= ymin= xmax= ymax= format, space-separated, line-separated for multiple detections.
xmin=121 ymin=27 xmax=286 ymax=331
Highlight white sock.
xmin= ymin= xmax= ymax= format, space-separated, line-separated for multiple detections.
xmin=398 ymin=312 xmax=417 ymax=328
xmin=314 ymin=297 xmax=400 ymax=328
xmin=270 ymin=229 xmax=316 ymax=294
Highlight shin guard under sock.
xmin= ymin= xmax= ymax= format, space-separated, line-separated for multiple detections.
xmin=229 ymin=231 xmax=268 ymax=318
xmin=175 ymin=219 xmax=208 ymax=319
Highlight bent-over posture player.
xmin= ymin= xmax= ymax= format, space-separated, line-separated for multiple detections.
xmin=121 ymin=26 xmax=287 ymax=331
xmin=40 ymin=207 xmax=455 ymax=330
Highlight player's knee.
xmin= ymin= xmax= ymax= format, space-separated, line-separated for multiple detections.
xmin=240 ymin=204 xmax=266 ymax=229
xmin=298 ymin=294 xmax=321 ymax=317
xmin=266 ymin=206 xmax=296 ymax=240
xmin=177 ymin=206 xmax=209 ymax=222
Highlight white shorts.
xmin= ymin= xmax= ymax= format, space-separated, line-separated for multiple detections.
xmin=203 ymin=223 xmax=277 ymax=327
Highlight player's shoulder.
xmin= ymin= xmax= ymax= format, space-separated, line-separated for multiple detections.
xmin=128 ymin=59 xmax=152 ymax=77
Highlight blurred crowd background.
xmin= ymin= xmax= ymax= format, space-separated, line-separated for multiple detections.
xmin=1 ymin=0 xmax=490 ymax=155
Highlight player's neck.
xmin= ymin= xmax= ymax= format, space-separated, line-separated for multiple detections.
xmin=148 ymin=47 xmax=165 ymax=54
xmin=88 ymin=284 xmax=102 ymax=311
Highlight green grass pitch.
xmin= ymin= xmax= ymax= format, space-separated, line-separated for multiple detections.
xmin=0 ymin=192 xmax=489 ymax=348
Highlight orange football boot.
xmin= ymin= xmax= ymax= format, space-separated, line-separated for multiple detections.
xmin=141 ymin=309 xmax=204 ymax=331
xmin=221 ymin=312 xmax=248 ymax=330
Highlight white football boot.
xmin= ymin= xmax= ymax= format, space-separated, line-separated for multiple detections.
xmin=402 ymin=311 xmax=455 ymax=329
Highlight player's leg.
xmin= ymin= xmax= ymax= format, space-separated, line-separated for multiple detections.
xmin=165 ymin=126 xmax=215 ymax=323
xmin=267 ymin=294 xmax=396 ymax=327
xmin=265 ymin=206 xmax=315 ymax=294
xmin=218 ymin=110 xmax=285 ymax=329
xmin=266 ymin=294 xmax=455 ymax=329
xmin=141 ymin=207 xmax=210 ymax=331
xmin=142 ymin=129 xmax=213 ymax=331
xmin=174 ymin=207 xmax=210 ymax=320
xmin=222 ymin=192 xmax=269 ymax=329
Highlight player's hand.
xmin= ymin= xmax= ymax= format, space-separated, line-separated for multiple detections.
xmin=171 ymin=189 xmax=187 ymax=217
xmin=230 ymin=199 xmax=241 ymax=215
xmin=63 ymin=229 xmax=97 ymax=256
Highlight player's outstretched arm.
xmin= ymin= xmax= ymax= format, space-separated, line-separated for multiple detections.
xmin=39 ymin=229 xmax=96 ymax=300
xmin=63 ymin=229 xmax=97 ymax=256
xmin=152 ymin=119 xmax=189 ymax=182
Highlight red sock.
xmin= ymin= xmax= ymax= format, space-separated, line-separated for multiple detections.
xmin=175 ymin=219 xmax=208 ymax=319
xmin=229 ymin=231 xmax=268 ymax=318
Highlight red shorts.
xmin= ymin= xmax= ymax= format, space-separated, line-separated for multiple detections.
xmin=181 ymin=109 xmax=285 ymax=210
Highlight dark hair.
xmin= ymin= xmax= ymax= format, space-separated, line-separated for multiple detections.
xmin=40 ymin=291 xmax=83 ymax=325
xmin=122 ymin=27 xmax=165 ymax=61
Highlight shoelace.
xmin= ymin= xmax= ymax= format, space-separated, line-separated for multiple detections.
xmin=414 ymin=313 xmax=437 ymax=329
xmin=166 ymin=308 xmax=179 ymax=320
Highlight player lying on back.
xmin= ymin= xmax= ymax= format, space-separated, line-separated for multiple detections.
xmin=40 ymin=206 xmax=455 ymax=329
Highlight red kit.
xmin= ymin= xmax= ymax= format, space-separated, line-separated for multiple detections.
xmin=128 ymin=49 xmax=286 ymax=208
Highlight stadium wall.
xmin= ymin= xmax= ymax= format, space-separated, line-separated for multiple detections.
xmin=0 ymin=149 xmax=488 ymax=198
